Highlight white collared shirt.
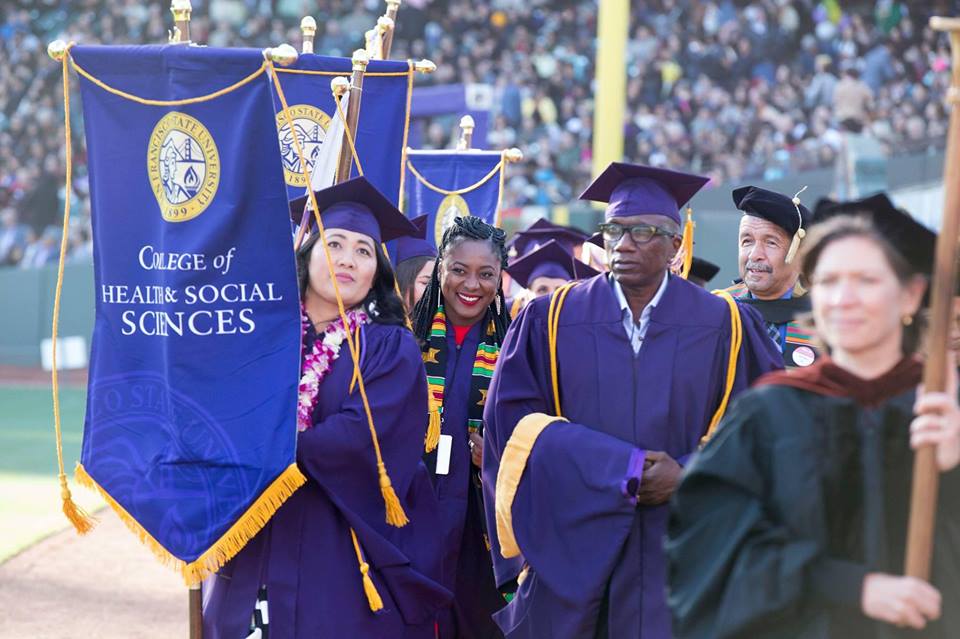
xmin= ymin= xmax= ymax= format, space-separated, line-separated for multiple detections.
xmin=612 ymin=272 xmax=669 ymax=355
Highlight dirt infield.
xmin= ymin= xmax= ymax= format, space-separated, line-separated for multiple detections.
xmin=0 ymin=508 xmax=185 ymax=638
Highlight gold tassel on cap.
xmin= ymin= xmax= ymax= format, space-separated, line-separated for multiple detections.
xmin=784 ymin=186 xmax=808 ymax=264
xmin=670 ymin=207 xmax=696 ymax=278
xmin=784 ymin=228 xmax=805 ymax=264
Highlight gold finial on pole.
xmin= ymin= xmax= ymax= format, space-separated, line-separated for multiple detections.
xmin=264 ymin=44 xmax=299 ymax=66
xmin=504 ymin=147 xmax=524 ymax=163
xmin=457 ymin=115 xmax=475 ymax=151
xmin=381 ymin=0 xmax=401 ymax=59
xmin=48 ymin=40 xmax=68 ymax=62
xmin=169 ymin=0 xmax=192 ymax=44
xmin=414 ymin=59 xmax=436 ymax=74
xmin=300 ymin=16 xmax=317 ymax=54
xmin=903 ymin=14 xmax=960 ymax=581
xmin=352 ymin=48 xmax=371 ymax=72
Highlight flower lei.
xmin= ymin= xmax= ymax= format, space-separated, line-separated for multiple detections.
xmin=298 ymin=305 xmax=369 ymax=432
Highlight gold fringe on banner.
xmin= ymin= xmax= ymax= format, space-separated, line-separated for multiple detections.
xmin=75 ymin=463 xmax=307 ymax=586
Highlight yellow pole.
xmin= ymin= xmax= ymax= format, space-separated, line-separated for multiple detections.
xmin=591 ymin=0 xmax=629 ymax=183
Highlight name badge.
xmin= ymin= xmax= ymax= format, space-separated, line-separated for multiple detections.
xmin=435 ymin=434 xmax=453 ymax=475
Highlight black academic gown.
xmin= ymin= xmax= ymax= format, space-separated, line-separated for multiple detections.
xmin=666 ymin=360 xmax=960 ymax=639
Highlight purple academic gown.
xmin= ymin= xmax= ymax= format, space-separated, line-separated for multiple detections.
xmin=430 ymin=320 xmax=506 ymax=639
xmin=203 ymin=321 xmax=451 ymax=639
xmin=482 ymin=274 xmax=782 ymax=639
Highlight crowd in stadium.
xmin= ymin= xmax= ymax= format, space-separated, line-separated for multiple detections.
xmin=0 ymin=0 xmax=949 ymax=268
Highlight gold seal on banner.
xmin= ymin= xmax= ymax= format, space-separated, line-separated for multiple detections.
xmin=434 ymin=194 xmax=472 ymax=244
xmin=275 ymin=104 xmax=332 ymax=187
xmin=147 ymin=112 xmax=221 ymax=222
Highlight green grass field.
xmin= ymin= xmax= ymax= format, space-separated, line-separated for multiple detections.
xmin=0 ymin=385 xmax=103 ymax=562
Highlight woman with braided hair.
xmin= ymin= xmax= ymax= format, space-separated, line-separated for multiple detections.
xmin=412 ymin=215 xmax=511 ymax=639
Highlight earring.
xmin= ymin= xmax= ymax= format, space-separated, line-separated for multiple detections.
xmin=495 ymin=294 xmax=502 ymax=315
xmin=902 ymin=314 xmax=913 ymax=326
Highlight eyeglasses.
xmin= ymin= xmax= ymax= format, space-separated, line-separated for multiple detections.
xmin=598 ymin=222 xmax=676 ymax=244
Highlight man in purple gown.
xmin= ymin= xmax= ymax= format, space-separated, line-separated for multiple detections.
xmin=482 ymin=163 xmax=783 ymax=639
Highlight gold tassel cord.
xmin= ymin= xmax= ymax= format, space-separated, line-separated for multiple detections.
xmin=547 ymin=283 xmax=576 ymax=418
xmin=669 ymin=207 xmax=696 ymax=279
xmin=424 ymin=405 xmax=441 ymax=452
xmin=350 ymin=528 xmax=384 ymax=612
xmin=271 ymin=62 xmax=408 ymax=527
xmin=71 ymin=56 xmax=268 ymax=106
xmin=680 ymin=207 xmax=695 ymax=279
xmin=405 ymin=158 xmax=505 ymax=197
xmin=784 ymin=185 xmax=808 ymax=264
xmin=76 ymin=463 xmax=307 ymax=586
xmin=701 ymin=290 xmax=743 ymax=443
xmin=53 ymin=43 xmax=97 ymax=534
xmin=784 ymin=229 xmax=804 ymax=265
xmin=275 ymin=67 xmax=410 ymax=78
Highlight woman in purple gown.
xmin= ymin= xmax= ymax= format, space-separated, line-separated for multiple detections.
xmin=203 ymin=178 xmax=450 ymax=639
xmin=411 ymin=216 xmax=512 ymax=639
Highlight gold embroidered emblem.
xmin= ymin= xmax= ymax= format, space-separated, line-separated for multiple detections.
xmin=434 ymin=194 xmax=472 ymax=244
xmin=147 ymin=112 xmax=220 ymax=222
xmin=275 ymin=104 xmax=332 ymax=187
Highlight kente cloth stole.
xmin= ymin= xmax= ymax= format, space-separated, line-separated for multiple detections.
xmin=423 ymin=306 xmax=499 ymax=450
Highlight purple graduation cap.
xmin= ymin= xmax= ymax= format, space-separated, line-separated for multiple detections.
xmin=506 ymin=239 xmax=599 ymax=289
xmin=289 ymin=176 xmax=418 ymax=243
xmin=579 ymin=162 xmax=710 ymax=225
xmin=394 ymin=215 xmax=438 ymax=264
xmin=507 ymin=217 xmax=591 ymax=260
